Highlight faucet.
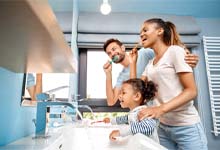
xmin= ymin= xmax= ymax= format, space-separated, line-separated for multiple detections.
xmin=35 ymin=101 xmax=83 ymax=138
xmin=34 ymin=89 xmax=94 ymax=138
xmin=36 ymin=85 xmax=69 ymax=101
xmin=34 ymin=86 xmax=77 ymax=138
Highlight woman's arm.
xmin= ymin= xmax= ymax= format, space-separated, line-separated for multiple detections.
xmin=129 ymin=48 xmax=149 ymax=82
xmin=129 ymin=48 xmax=138 ymax=79
xmin=138 ymin=72 xmax=197 ymax=119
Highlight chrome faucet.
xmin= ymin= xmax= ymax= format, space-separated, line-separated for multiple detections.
xmin=34 ymin=101 xmax=82 ymax=138
xmin=34 ymin=90 xmax=94 ymax=138
xmin=36 ymin=85 xmax=69 ymax=101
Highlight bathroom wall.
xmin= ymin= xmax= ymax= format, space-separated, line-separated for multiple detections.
xmin=193 ymin=18 xmax=220 ymax=150
xmin=0 ymin=0 xmax=79 ymax=146
xmin=0 ymin=1 xmax=219 ymax=148
xmin=0 ymin=68 xmax=36 ymax=146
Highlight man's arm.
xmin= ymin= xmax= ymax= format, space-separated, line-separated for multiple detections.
xmin=27 ymin=86 xmax=36 ymax=101
xmin=35 ymin=73 xmax=42 ymax=96
xmin=26 ymin=73 xmax=36 ymax=101
xmin=106 ymin=73 xmax=121 ymax=106
xmin=103 ymin=61 xmax=120 ymax=106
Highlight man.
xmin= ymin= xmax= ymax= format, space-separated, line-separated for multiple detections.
xmin=103 ymin=38 xmax=198 ymax=106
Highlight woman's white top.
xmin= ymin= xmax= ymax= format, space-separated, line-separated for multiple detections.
xmin=142 ymin=45 xmax=200 ymax=126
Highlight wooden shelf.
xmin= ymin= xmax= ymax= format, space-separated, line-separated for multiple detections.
xmin=0 ymin=0 xmax=76 ymax=73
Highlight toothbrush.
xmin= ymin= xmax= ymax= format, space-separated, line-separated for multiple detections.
xmin=109 ymin=55 xmax=119 ymax=64
xmin=134 ymin=42 xmax=142 ymax=50
xmin=131 ymin=42 xmax=142 ymax=54
xmin=90 ymin=120 xmax=105 ymax=125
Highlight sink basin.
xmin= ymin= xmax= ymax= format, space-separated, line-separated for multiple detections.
xmin=60 ymin=123 xmax=167 ymax=150
xmin=0 ymin=121 xmax=167 ymax=150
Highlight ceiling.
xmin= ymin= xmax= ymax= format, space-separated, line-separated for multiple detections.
xmin=48 ymin=0 xmax=220 ymax=18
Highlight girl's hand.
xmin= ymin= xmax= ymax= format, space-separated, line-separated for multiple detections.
xmin=184 ymin=49 xmax=199 ymax=68
xmin=109 ymin=130 xmax=120 ymax=141
xmin=138 ymin=106 xmax=165 ymax=120
xmin=103 ymin=117 xmax=110 ymax=123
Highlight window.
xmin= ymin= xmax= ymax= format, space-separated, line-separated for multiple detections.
xmin=86 ymin=51 xmax=123 ymax=98
xmin=78 ymin=48 xmax=128 ymax=113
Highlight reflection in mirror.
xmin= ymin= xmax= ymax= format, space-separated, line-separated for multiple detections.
xmin=21 ymin=73 xmax=70 ymax=106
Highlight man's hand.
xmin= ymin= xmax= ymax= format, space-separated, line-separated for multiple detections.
xmin=103 ymin=60 xmax=112 ymax=74
xmin=184 ymin=49 xmax=199 ymax=68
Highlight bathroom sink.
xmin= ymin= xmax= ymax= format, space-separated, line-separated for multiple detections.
xmin=60 ymin=124 xmax=129 ymax=150
xmin=60 ymin=123 xmax=167 ymax=150
xmin=0 ymin=122 xmax=167 ymax=150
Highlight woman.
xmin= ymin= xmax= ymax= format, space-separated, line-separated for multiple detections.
xmin=130 ymin=18 xmax=207 ymax=150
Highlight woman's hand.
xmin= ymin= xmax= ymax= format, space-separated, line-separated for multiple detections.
xmin=138 ymin=106 xmax=165 ymax=120
xmin=129 ymin=45 xmax=138 ymax=64
xmin=184 ymin=49 xmax=199 ymax=68
xmin=109 ymin=130 xmax=120 ymax=141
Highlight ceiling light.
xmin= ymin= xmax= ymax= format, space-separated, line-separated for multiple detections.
xmin=100 ymin=0 xmax=111 ymax=15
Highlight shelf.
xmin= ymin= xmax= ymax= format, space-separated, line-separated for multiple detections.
xmin=0 ymin=0 xmax=76 ymax=73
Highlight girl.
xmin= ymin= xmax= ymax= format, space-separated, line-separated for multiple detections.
xmin=103 ymin=78 xmax=159 ymax=142
xmin=130 ymin=18 xmax=207 ymax=150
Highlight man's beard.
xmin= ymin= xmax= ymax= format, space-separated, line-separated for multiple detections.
xmin=114 ymin=53 xmax=125 ymax=63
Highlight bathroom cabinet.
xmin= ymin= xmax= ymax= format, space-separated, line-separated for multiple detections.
xmin=0 ymin=0 xmax=76 ymax=73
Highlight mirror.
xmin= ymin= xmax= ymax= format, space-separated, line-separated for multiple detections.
xmin=21 ymin=73 xmax=70 ymax=106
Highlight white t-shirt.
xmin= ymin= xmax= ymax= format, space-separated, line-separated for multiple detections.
xmin=142 ymin=45 xmax=200 ymax=126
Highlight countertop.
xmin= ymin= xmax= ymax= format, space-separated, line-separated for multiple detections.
xmin=0 ymin=123 xmax=167 ymax=150
xmin=0 ymin=130 xmax=63 ymax=150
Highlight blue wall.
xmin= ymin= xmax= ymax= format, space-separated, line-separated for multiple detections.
xmin=193 ymin=18 xmax=220 ymax=149
xmin=0 ymin=68 xmax=36 ymax=146
xmin=0 ymin=0 xmax=79 ymax=146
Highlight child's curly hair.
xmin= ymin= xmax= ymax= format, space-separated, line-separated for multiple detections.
xmin=123 ymin=78 xmax=157 ymax=105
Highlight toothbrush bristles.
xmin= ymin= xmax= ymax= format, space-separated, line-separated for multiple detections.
xmin=109 ymin=56 xmax=118 ymax=64
xmin=112 ymin=56 xmax=118 ymax=62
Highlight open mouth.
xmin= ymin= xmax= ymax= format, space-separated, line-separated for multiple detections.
xmin=142 ymin=37 xmax=147 ymax=43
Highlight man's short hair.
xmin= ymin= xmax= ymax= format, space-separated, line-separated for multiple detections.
xmin=103 ymin=38 xmax=123 ymax=52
